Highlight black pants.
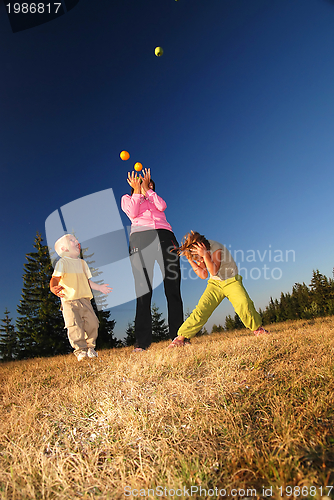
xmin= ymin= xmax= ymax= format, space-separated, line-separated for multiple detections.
xmin=129 ymin=229 xmax=184 ymax=349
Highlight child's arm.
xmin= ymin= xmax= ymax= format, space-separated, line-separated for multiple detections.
xmin=50 ymin=276 xmax=65 ymax=297
xmin=191 ymin=243 xmax=221 ymax=277
xmin=88 ymin=280 xmax=112 ymax=294
xmin=188 ymin=259 xmax=208 ymax=279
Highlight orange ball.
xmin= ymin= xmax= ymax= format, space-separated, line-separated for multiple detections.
xmin=134 ymin=162 xmax=143 ymax=171
xmin=120 ymin=150 xmax=130 ymax=161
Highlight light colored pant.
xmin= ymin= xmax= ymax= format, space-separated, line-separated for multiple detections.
xmin=178 ymin=275 xmax=262 ymax=339
xmin=61 ymin=298 xmax=99 ymax=354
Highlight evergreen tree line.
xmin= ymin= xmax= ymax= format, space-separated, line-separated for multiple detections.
xmin=221 ymin=269 xmax=334 ymax=332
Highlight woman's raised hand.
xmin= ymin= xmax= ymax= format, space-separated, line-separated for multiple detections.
xmin=127 ymin=171 xmax=142 ymax=194
xmin=141 ymin=168 xmax=151 ymax=193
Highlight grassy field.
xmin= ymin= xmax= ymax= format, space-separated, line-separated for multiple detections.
xmin=0 ymin=316 xmax=334 ymax=500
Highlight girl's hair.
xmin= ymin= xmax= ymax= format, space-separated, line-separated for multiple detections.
xmin=176 ymin=230 xmax=210 ymax=260
xmin=131 ymin=179 xmax=155 ymax=195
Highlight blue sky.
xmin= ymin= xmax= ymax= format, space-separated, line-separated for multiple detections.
xmin=1 ymin=0 xmax=333 ymax=340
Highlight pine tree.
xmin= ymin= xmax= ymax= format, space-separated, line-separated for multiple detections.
xmin=124 ymin=321 xmax=136 ymax=346
xmin=329 ymin=273 xmax=334 ymax=315
xmin=261 ymin=297 xmax=277 ymax=325
xmin=263 ymin=297 xmax=281 ymax=324
xmin=309 ymin=270 xmax=333 ymax=317
xmin=291 ymin=282 xmax=312 ymax=319
xmin=211 ymin=324 xmax=224 ymax=333
xmin=276 ymin=292 xmax=298 ymax=322
xmin=0 ymin=309 xmax=18 ymax=361
xmin=16 ymin=232 xmax=69 ymax=359
xmin=124 ymin=304 xmax=170 ymax=346
xmin=224 ymin=312 xmax=245 ymax=331
xmin=151 ymin=303 xmax=169 ymax=342
xmin=224 ymin=315 xmax=234 ymax=331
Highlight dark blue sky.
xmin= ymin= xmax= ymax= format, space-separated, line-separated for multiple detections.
xmin=1 ymin=0 xmax=333 ymax=338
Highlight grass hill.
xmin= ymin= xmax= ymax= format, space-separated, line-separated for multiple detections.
xmin=1 ymin=317 xmax=334 ymax=499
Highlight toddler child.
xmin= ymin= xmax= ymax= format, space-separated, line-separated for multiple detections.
xmin=50 ymin=234 xmax=112 ymax=361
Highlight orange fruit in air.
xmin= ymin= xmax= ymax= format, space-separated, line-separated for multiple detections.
xmin=120 ymin=150 xmax=130 ymax=160
xmin=134 ymin=162 xmax=143 ymax=171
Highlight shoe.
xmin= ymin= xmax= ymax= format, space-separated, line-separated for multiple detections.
xmin=77 ymin=351 xmax=87 ymax=362
xmin=133 ymin=347 xmax=146 ymax=352
xmin=253 ymin=327 xmax=270 ymax=336
xmin=168 ymin=337 xmax=191 ymax=348
xmin=87 ymin=348 xmax=98 ymax=359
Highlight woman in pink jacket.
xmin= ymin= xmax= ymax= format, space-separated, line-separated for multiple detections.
xmin=121 ymin=168 xmax=183 ymax=351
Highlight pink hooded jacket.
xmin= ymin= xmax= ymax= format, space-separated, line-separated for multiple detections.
xmin=121 ymin=189 xmax=173 ymax=234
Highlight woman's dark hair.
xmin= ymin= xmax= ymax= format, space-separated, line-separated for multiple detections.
xmin=131 ymin=179 xmax=155 ymax=195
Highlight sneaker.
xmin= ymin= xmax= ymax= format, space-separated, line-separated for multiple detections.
xmin=168 ymin=337 xmax=191 ymax=348
xmin=133 ymin=347 xmax=146 ymax=353
xmin=87 ymin=348 xmax=98 ymax=359
xmin=77 ymin=351 xmax=87 ymax=362
xmin=253 ymin=327 xmax=270 ymax=336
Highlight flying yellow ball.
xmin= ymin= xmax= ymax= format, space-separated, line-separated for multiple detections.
xmin=154 ymin=47 xmax=163 ymax=57
xmin=120 ymin=150 xmax=130 ymax=161
xmin=134 ymin=162 xmax=143 ymax=172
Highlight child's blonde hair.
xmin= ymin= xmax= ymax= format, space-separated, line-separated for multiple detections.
xmin=54 ymin=234 xmax=71 ymax=257
xmin=176 ymin=231 xmax=210 ymax=260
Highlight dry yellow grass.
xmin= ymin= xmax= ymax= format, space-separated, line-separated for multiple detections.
xmin=1 ymin=317 xmax=334 ymax=499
